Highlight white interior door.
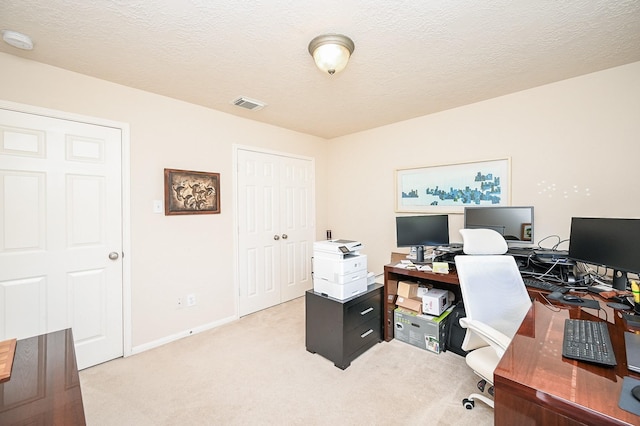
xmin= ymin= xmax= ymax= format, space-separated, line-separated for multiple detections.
xmin=278 ymin=155 xmax=314 ymax=302
xmin=0 ymin=108 xmax=123 ymax=370
xmin=237 ymin=149 xmax=314 ymax=316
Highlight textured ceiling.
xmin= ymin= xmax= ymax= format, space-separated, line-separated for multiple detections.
xmin=1 ymin=1 xmax=639 ymax=139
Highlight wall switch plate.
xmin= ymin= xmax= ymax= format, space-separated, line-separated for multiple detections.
xmin=153 ymin=200 xmax=163 ymax=213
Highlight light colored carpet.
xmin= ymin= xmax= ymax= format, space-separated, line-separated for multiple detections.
xmin=80 ymin=297 xmax=493 ymax=425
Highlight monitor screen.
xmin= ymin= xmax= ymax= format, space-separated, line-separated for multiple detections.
xmin=395 ymin=215 xmax=449 ymax=248
xmin=463 ymin=206 xmax=534 ymax=246
xmin=568 ymin=217 xmax=640 ymax=290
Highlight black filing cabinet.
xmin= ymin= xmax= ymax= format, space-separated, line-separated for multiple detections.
xmin=305 ymin=283 xmax=383 ymax=369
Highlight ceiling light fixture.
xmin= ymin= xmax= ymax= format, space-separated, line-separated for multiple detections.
xmin=2 ymin=30 xmax=34 ymax=50
xmin=308 ymin=34 xmax=354 ymax=75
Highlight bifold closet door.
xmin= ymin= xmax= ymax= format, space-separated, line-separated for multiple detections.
xmin=237 ymin=149 xmax=314 ymax=316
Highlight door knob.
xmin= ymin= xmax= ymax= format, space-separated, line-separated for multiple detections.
xmin=108 ymin=252 xmax=119 ymax=260
xmin=273 ymin=235 xmax=280 ymax=240
xmin=281 ymin=234 xmax=288 ymax=239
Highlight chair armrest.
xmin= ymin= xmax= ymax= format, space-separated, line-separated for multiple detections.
xmin=459 ymin=318 xmax=511 ymax=358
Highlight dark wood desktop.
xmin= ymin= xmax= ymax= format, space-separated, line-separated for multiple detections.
xmin=383 ymin=254 xmax=639 ymax=424
xmin=494 ymin=294 xmax=640 ymax=425
xmin=0 ymin=329 xmax=86 ymax=425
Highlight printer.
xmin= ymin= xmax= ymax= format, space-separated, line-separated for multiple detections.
xmin=313 ymin=239 xmax=368 ymax=300
xmin=313 ymin=239 xmax=363 ymax=256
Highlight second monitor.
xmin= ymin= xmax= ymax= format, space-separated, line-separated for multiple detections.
xmin=396 ymin=214 xmax=449 ymax=262
xmin=464 ymin=205 xmax=534 ymax=246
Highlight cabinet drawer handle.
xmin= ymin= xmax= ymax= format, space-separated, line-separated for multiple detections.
xmin=360 ymin=307 xmax=374 ymax=315
xmin=360 ymin=329 xmax=373 ymax=338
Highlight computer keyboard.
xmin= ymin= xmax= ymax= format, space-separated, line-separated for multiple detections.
xmin=522 ymin=278 xmax=569 ymax=294
xmin=562 ymin=319 xmax=616 ymax=366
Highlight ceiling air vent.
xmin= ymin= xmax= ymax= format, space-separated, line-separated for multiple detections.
xmin=232 ymin=97 xmax=266 ymax=111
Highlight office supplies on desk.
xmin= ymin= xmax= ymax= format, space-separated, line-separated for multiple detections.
xmin=432 ymin=262 xmax=449 ymax=274
xmin=562 ymin=319 xmax=616 ymax=366
xmin=630 ymin=280 xmax=639 ymax=301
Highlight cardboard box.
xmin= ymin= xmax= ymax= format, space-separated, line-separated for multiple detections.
xmin=397 ymin=281 xmax=418 ymax=299
xmin=387 ymin=279 xmax=399 ymax=296
xmin=421 ymin=288 xmax=451 ymax=316
xmin=395 ymin=296 xmax=422 ymax=314
xmin=416 ymin=285 xmax=432 ymax=298
xmin=393 ymin=307 xmax=453 ymax=353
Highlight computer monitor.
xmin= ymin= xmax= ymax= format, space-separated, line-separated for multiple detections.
xmin=463 ymin=206 xmax=534 ymax=246
xmin=568 ymin=217 xmax=640 ymax=290
xmin=395 ymin=215 xmax=449 ymax=252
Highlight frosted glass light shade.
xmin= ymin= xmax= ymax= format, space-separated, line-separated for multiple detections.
xmin=308 ymin=34 xmax=354 ymax=75
xmin=2 ymin=30 xmax=33 ymax=50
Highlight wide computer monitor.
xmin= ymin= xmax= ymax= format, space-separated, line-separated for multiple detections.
xmin=463 ymin=206 xmax=535 ymax=246
xmin=395 ymin=214 xmax=449 ymax=250
xmin=568 ymin=217 xmax=640 ymax=290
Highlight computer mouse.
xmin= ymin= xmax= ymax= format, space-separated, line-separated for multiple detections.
xmin=632 ymin=385 xmax=640 ymax=402
xmin=562 ymin=295 xmax=584 ymax=303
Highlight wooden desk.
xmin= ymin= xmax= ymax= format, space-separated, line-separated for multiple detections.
xmin=383 ymin=254 xmax=460 ymax=341
xmin=494 ymin=295 xmax=640 ymax=425
xmin=0 ymin=329 xmax=86 ymax=425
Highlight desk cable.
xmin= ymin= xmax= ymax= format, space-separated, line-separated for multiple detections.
xmin=538 ymin=292 xmax=562 ymax=313
xmin=526 ymin=258 xmax=566 ymax=283
xmin=535 ymin=235 xmax=570 ymax=251
xmin=537 ymin=291 xmax=607 ymax=321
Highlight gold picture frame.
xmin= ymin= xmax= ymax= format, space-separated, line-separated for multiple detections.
xmin=164 ymin=168 xmax=220 ymax=215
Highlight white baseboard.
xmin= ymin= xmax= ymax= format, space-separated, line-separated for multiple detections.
xmin=129 ymin=315 xmax=237 ymax=356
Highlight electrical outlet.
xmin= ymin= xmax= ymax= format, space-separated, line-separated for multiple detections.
xmin=186 ymin=293 xmax=196 ymax=307
xmin=177 ymin=297 xmax=183 ymax=308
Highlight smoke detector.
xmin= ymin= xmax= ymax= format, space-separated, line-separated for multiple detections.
xmin=2 ymin=30 xmax=33 ymax=50
xmin=232 ymin=97 xmax=266 ymax=111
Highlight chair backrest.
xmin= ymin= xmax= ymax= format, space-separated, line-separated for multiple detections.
xmin=455 ymin=229 xmax=531 ymax=351
xmin=460 ymin=228 xmax=508 ymax=255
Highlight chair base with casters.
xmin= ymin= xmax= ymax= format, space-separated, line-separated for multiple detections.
xmin=461 ymin=345 xmax=497 ymax=409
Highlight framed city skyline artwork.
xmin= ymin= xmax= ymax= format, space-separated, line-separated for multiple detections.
xmin=395 ymin=158 xmax=511 ymax=213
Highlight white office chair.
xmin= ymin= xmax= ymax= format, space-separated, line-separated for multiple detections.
xmin=454 ymin=228 xmax=532 ymax=410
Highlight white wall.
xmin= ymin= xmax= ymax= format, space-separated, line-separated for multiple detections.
xmin=0 ymin=53 xmax=329 ymax=350
xmin=327 ymin=62 xmax=640 ymax=274
xmin=2 ymin=51 xmax=639 ymax=353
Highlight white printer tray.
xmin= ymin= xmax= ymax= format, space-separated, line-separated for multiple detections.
xmin=314 ymin=269 xmax=368 ymax=285
xmin=313 ymin=276 xmax=368 ymax=300
xmin=313 ymin=253 xmax=367 ymax=279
